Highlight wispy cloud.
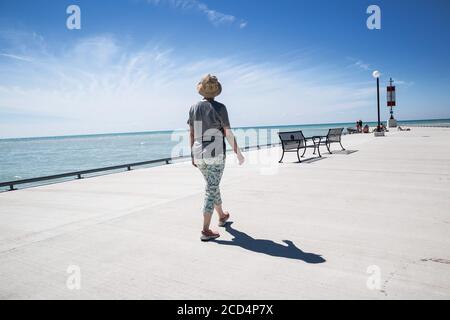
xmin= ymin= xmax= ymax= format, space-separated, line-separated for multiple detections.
xmin=0 ymin=33 xmax=376 ymax=138
xmin=346 ymin=57 xmax=414 ymax=88
xmin=347 ymin=57 xmax=371 ymax=71
xmin=0 ymin=29 xmax=46 ymax=53
xmin=353 ymin=60 xmax=370 ymax=71
xmin=147 ymin=0 xmax=247 ymax=28
xmin=394 ymin=80 xmax=415 ymax=87
xmin=0 ymin=53 xmax=34 ymax=62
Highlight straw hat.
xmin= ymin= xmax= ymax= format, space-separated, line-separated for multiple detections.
xmin=197 ymin=74 xmax=222 ymax=99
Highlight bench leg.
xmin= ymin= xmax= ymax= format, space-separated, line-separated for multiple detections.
xmin=313 ymin=143 xmax=320 ymax=155
xmin=339 ymin=142 xmax=346 ymax=151
xmin=326 ymin=143 xmax=332 ymax=154
xmin=317 ymin=145 xmax=322 ymax=158
xmin=301 ymin=148 xmax=307 ymax=157
xmin=297 ymin=150 xmax=302 ymax=163
xmin=279 ymin=150 xmax=285 ymax=163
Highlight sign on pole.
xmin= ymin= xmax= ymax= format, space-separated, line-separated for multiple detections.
xmin=387 ymin=85 xmax=396 ymax=107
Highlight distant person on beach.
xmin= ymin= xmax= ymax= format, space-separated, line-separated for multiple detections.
xmin=188 ymin=74 xmax=245 ymax=242
xmin=356 ymin=120 xmax=363 ymax=133
xmin=363 ymin=124 xmax=370 ymax=133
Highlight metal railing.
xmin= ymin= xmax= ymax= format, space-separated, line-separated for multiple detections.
xmin=0 ymin=142 xmax=280 ymax=191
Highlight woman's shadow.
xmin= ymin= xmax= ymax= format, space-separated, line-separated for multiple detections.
xmin=212 ymin=222 xmax=326 ymax=264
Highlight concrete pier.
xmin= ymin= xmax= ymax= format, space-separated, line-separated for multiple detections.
xmin=0 ymin=127 xmax=449 ymax=299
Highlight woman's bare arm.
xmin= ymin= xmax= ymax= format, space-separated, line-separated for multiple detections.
xmin=189 ymin=125 xmax=196 ymax=167
xmin=224 ymin=127 xmax=245 ymax=165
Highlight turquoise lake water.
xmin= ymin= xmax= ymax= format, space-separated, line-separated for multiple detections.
xmin=1 ymin=119 xmax=449 ymax=190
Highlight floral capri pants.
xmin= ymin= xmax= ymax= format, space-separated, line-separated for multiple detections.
xmin=197 ymin=160 xmax=225 ymax=214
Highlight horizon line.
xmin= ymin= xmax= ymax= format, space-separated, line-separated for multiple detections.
xmin=1 ymin=117 xmax=449 ymax=141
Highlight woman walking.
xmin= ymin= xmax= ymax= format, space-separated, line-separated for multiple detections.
xmin=188 ymin=74 xmax=245 ymax=241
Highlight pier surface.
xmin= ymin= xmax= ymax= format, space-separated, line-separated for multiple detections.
xmin=1 ymin=127 xmax=449 ymax=299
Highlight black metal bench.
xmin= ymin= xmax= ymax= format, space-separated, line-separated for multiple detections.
xmin=278 ymin=131 xmax=321 ymax=163
xmin=315 ymin=128 xmax=345 ymax=154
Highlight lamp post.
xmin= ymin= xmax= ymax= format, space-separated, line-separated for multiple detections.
xmin=372 ymin=70 xmax=383 ymax=136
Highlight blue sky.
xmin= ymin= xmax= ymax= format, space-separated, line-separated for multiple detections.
xmin=0 ymin=0 xmax=449 ymax=138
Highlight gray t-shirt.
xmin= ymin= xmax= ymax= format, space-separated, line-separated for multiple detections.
xmin=187 ymin=100 xmax=230 ymax=160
